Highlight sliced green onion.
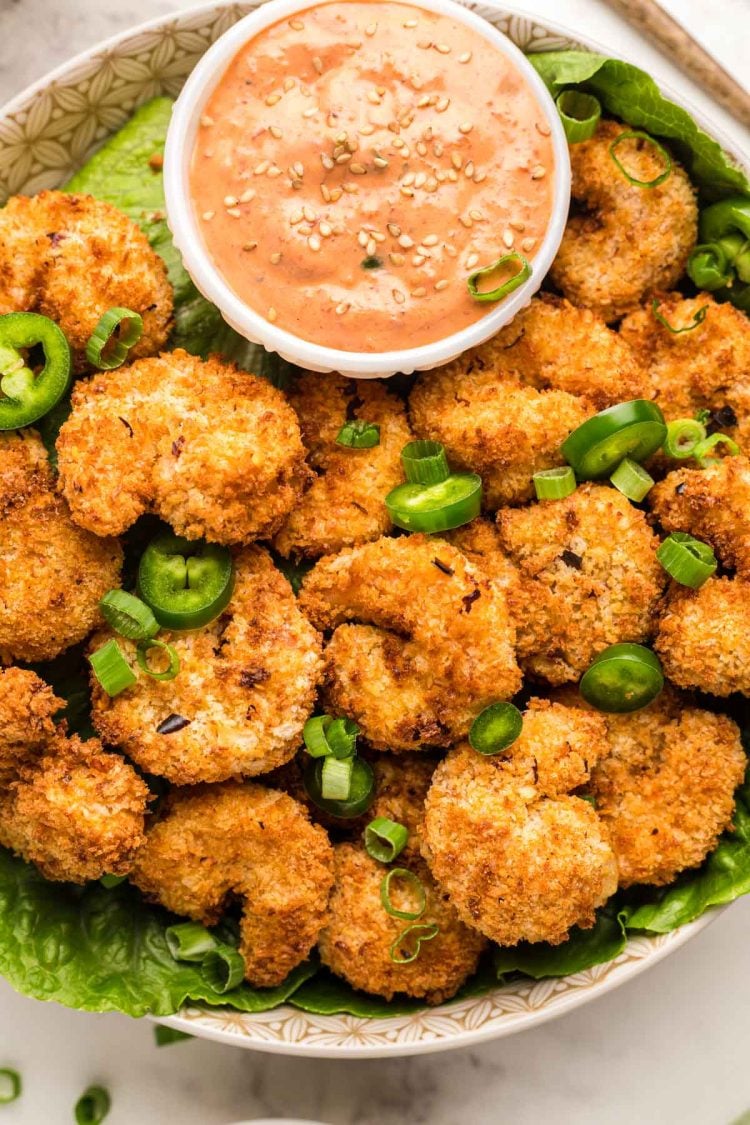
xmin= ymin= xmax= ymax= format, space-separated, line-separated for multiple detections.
xmin=693 ymin=432 xmax=740 ymax=466
xmin=364 ymin=817 xmax=409 ymax=863
xmin=386 ymin=473 xmax=482 ymax=533
xmin=89 ymin=639 xmax=136 ymax=697
xmin=99 ymin=874 xmax=127 ymax=889
xmin=200 ymin=945 xmax=245 ymax=994
xmin=99 ymin=589 xmax=159 ymax=642
xmin=380 ymin=867 xmax=426 ymax=921
xmin=401 ymin=440 xmax=450 ymax=485
xmin=610 ymin=457 xmax=654 ymax=502
xmin=336 ymin=420 xmax=381 ymax=449
xmin=467 ymin=252 xmax=532 ymax=302
xmin=321 ymin=755 xmax=354 ymax=800
xmin=85 ymin=307 xmax=143 ymax=370
xmin=687 ymin=241 xmax=734 ymax=291
xmin=74 ymin=1086 xmax=111 ymax=1125
xmin=657 ymin=532 xmax=717 ymax=588
xmin=325 ymin=717 xmax=360 ymax=759
xmin=609 ymin=131 xmax=672 ymax=188
xmin=136 ymin=639 xmax=180 ymax=681
xmin=469 ymin=702 xmax=523 ymax=756
xmin=533 ymin=466 xmax=577 ymax=500
xmin=303 ymin=756 xmax=375 ymax=818
xmin=663 ymin=418 xmax=707 ymax=458
xmin=555 ymin=89 xmax=601 ymax=142
xmin=390 ymin=923 xmax=439 ymax=964
xmin=0 ymin=1069 xmax=21 ymax=1105
xmin=651 ymin=298 xmax=708 ymax=335
xmin=165 ymin=921 xmax=218 ymax=963
xmin=562 ymin=399 xmax=666 ymax=479
xmin=154 ymin=1027 xmax=193 ymax=1047
xmin=579 ymin=643 xmax=664 ymax=713
xmin=303 ymin=714 xmax=334 ymax=758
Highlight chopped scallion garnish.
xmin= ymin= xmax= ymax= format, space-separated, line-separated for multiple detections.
xmin=657 ymin=532 xmax=717 ymax=588
xmin=0 ymin=1069 xmax=21 ymax=1105
xmin=651 ymin=297 xmax=708 ymax=335
xmin=467 ymin=252 xmax=531 ymax=303
xmin=610 ymin=457 xmax=654 ymax=502
xmin=609 ymin=130 xmax=672 ymax=188
xmin=555 ymin=90 xmax=601 ymax=142
xmin=401 ymin=440 xmax=450 ymax=485
xmin=136 ymin=639 xmax=180 ymax=681
xmin=693 ymin=432 xmax=740 ymax=466
xmin=336 ymin=419 xmax=381 ymax=448
xmin=533 ymin=466 xmax=576 ymax=500
xmin=663 ymin=418 xmax=707 ymax=459
xmin=89 ymin=639 xmax=136 ymax=697
xmin=74 ymin=1085 xmax=111 ymax=1125
xmin=85 ymin=307 xmax=143 ymax=370
xmin=200 ymin=945 xmax=245 ymax=994
xmin=380 ymin=868 xmax=426 ymax=921
xmin=99 ymin=589 xmax=160 ymax=642
xmin=364 ymin=817 xmax=409 ymax=863
xmin=389 ymin=922 xmax=439 ymax=964
xmin=303 ymin=714 xmax=359 ymax=759
xmin=321 ymin=755 xmax=354 ymax=800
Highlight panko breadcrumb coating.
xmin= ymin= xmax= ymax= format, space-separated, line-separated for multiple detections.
xmin=0 ymin=191 xmax=172 ymax=362
xmin=92 ymin=547 xmax=322 ymax=785
xmin=0 ymin=431 xmax=122 ymax=663
xmin=655 ymin=577 xmax=750 ymax=696
xmin=274 ymin=374 xmax=413 ymax=558
xmin=550 ymin=121 xmax=698 ymax=321
xmin=299 ymin=534 xmax=520 ymax=751
xmin=56 ymin=349 xmax=309 ymax=543
xmin=589 ymin=690 xmax=745 ymax=887
xmin=443 ymin=518 xmax=519 ymax=601
xmin=497 ymin=483 xmax=666 ymax=683
xmin=0 ymin=667 xmax=61 ymax=784
xmin=318 ymin=846 xmax=486 ymax=1004
xmin=130 ymin=782 xmax=334 ymax=987
xmin=620 ymin=293 xmax=750 ymax=448
xmin=421 ymin=700 xmax=618 ymax=946
xmin=650 ymin=457 xmax=750 ymax=576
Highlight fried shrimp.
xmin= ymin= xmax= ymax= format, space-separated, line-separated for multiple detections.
xmin=274 ymin=374 xmax=413 ymax=558
xmin=0 ymin=430 xmax=122 ymax=663
xmin=0 ymin=667 xmax=61 ymax=783
xmin=56 ymin=349 xmax=309 ymax=542
xmin=620 ymin=293 xmax=750 ymax=446
xmin=318 ymin=845 xmax=486 ymax=1004
xmin=650 ymin=457 xmax=750 ymax=576
xmin=497 ymin=483 xmax=665 ymax=684
xmin=92 ymin=547 xmax=322 ymax=785
xmin=655 ymin=577 xmax=750 ymax=696
xmin=421 ymin=700 xmax=618 ymax=946
xmin=130 ymin=781 xmax=334 ymax=987
xmin=550 ymin=121 xmax=698 ymax=321
xmin=443 ymin=518 xmax=519 ymax=600
xmin=0 ymin=190 xmax=172 ymax=362
xmin=587 ymin=690 xmax=745 ymax=887
xmin=299 ymin=534 xmax=520 ymax=751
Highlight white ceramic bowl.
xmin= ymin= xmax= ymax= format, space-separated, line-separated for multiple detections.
xmin=0 ymin=0 xmax=746 ymax=1058
xmin=163 ymin=0 xmax=572 ymax=377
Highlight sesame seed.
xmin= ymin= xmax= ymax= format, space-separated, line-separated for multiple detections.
xmin=268 ymin=307 xmax=278 ymax=322
xmin=464 ymin=161 xmax=475 ymax=178
xmin=412 ymin=287 xmax=427 ymax=297
xmin=436 ymin=97 xmax=450 ymax=113
xmin=535 ymin=120 xmax=552 ymax=136
xmin=267 ymin=166 xmax=282 ymax=177
xmin=320 ymin=184 xmax=331 ymax=202
xmin=510 ymin=220 xmax=525 ymax=232
xmin=335 ymin=302 xmax=349 ymax=315
xmin=459 ymin=215 xmax=473 ymax=228
xmin=412 ymin=254 xmax=426 ymax=266
xmin=374 ymin=156 xmax=389 ymax=169
xmin=200 ymin=114 xmax=214 ymax=127
xmin=503 ymin=229 xmax=514 ymax=249
xmin=270 ymin=251 xmax=282 ymax=264
xmin=414 ymin=172 xmax=427 ymax=188
xmin=417 ymin=39 xmax=432 ymax=49
xmin=466 ymin=252 xmax=479 ymax=268
xmin=425 ymin=177 xmax=438 ymax=192
xmin=392 ymin=137 xmax=405 ymax=149
xmin=319 ymin=222 xmax=332 ymax=237
xmin=321 ymin=154 xmax=335 ymax=170
xmin=393 ymin=289 xmax=406 ymax=304
xmin=521 ymin=237 xmax=537 ymax=252
xmin=366 ymin=238 xmax=377 ymax=256
xmin=458 ymin=51 xmax=472 ymax=63
xmin=290 ymin=209 xmax=304 ymax=225
xmin=417 ymin=95 xmax=431 ymax=109
xmin=435 ymin=43 xmax=451 ymax=53
xmin=458 ymin=121 xmax=473 ymax=134
xmin=389 ymin=252 xmax=405 ymax=265
xmin=371 ymin=231 xmax=386 ymax=242
xmin=308 ymin=235 xmax=321 ymax=251
xmin=358 ymin=230 xmax=369 ymax=248
xmin=424 ymin=125 xmax=434 ymax=140
xmin=436 ymin=171 xmax=447 ymax=183
xmin=284 ymin=77 xmax=296 ymax=92
xmin=347 ymin=137 xmax=359 ymax=152
xmin=473 ymin=170 xmax=487 ymax=183
xmin=269 ymin=125 xmax=283 ymax=139
xmin=350 ymin=163 xmax=367 ymax=175
xmin=402 ymin=172 xmax=416 ymax=187
xmin=289 ymin=18 xmax=304 ymax=30
xmin=224 ymin=194 xmax=238 ymax=207
xmin=265 ymin=93 xmax=281 ymax=107
xmin=400 ymin=186 xmax=415 ymax=197
xmin=243 ymin=241 xmax=258 ymax=251
xmin=388 ymin=121 xmax=401 ymax=134
xmin=422 ymin=234 xmax=439 ymax=246
xmin=202 ymin=210 xmax=215 ymax=221
xmin=447 ymin=169 xmax=458 ymax=182
xmin=226 ymin=207 xmax=241 ymax=218
xmin=398 ymin=234 xmax=414 ymax=248
xmin=303 ymin=205 xmax=317 ymax=222
xmin=336 ymin=152 xmax=352 ymax=164
xmin=254 ymin=161 xmax=269 ymax=175
xmin=367 ymin=90 xmax=381 ymax=105
xmin=298 ymin=223 xmax=313 ymax=236
xmin=445 ymin=244 xmax=457 ymax=257
xmin=336 ymin=131 xmax=348 ymax=143
xmin=365 ymin=22 xmax=377 ymax=35
xmin=329 ymin=188 xmax=343 ymax=202
xmin=302 ymin=106 xmax=318 ymax=118
xmin=416 ymin=141 xmax=428 ymax=156
xmin=403 ymin=18 xmax=418 ymax=27
xmin=388 ymin=223 xmax=401 ymax=237
xmin=469 ymin=209 xmax=484 ymax=221
xmin=312 ymin=56 xmax=323 ymax=74
xmin=359 ymin=124 xmax=375 ymax=136
xmin=451 ymin=153 xmax=463 ymax=170
xmin=433 ymin=141 xmax=444 ymax=157
xmin=291 ymin=179 xmax=303 ymax=190
xmin=342 ymin=182 xmax=358 ymax=193
xmin=435 ymin=279 xmax=449 ymax=291
xmin=531 ymin=165 xmax=546 ymax=179
xmin=293 ymin=161 xmax=305 ymax=177
xmin=399 ymin=113 xmax=414 ymax=128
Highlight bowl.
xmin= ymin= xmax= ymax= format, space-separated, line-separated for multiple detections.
xmin=0 ymin=0 xmax=745 ymax=1058
xmin=163 ymin=0 xmax=572 ymax=377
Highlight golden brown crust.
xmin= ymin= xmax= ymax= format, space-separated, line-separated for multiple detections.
xmin=299 ymin=534 xmax=520 ymax=750
xmin=421 ymin=700 xmax=618 ymax=946
xmin=274 ymin=374 xmax=413 ymax=558
xmin=318 ymin=845 xmax=486 ymax=1004
xmin=0 ymin=191 xmax=172 ymax=363
xmin=91 ymin=547 xmax=323 ymax=785
xmin=497 ymin=483 xmax=666 ymax=683
xmin=130 ymin=781 xmax=334 ymax=987
xmin=0 ymin=431 xmax=122 ymax=663
xmin=550 ymin=121 xmax=698 ymax=321
xmin=0 ymin=667 xmax=62 ymax=784
xmin=655 ymin=577 xmax=750 ymax=696
xmin=56 ymin=349 xmax=309 ymax=542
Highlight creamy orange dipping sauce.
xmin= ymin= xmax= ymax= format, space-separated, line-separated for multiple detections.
xmin=191 ymin=0 xmax=555 ymax=351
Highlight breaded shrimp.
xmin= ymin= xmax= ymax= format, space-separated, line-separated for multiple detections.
xmin=410 ymin=359 xmax=588 ymax=509
xmin=92 ymin=547 xmax=322 ymax=785
xmin=0 ymin=431 xmax=122 ymax=663
xmin=620 ymin=293 xmax=750 ymax=448
xmin=443 ymin=518 xmax=519 ymax=600
xmin=0 ymin=191 xmax=172 ymax=362
xmin=550 ymin=121 xmax=698 ymax=321
xmin=318 ymin=845 xmax=486 ymax=1004
xmin=655 ymin=577 xmax=750 ymax=696
xmin=0 ymin=667 xmax=61 ymax=783
xmin=475 ymin=294 xmax=649 ymax=410
xmin=299 ymin=535 xmax=521 ymax=751
xmin=497 ymin=483 xmax=666 ymax=683
xmin=56 ymin=349 xmax=309 ymax=543
xmin=421 ymin=700 xmax=618 ymax=946
xmin=650 ymin=457 xmax=750 ymax=576
xmin=130 ymin=781 xmax=334 ymax=987
xmin=589 ymin=690 xmax=745 ymax=887
xmin=274 ymin=374 xmax=413 ymax=558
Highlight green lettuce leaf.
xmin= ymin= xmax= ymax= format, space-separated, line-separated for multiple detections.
xmin=0 ymin=849 xmax=313 ymax=1017
xmin=529 ymin=51 xmax=750 ymax=201
xmin=494 ymin=907 xmax=627 ymax=981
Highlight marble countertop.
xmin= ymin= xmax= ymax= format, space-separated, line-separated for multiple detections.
xmin=0 ymin=1 xmax=749 ymax=1122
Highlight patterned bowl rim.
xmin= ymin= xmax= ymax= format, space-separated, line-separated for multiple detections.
xmin=0 ymin=0 xmax=744 ymax=1057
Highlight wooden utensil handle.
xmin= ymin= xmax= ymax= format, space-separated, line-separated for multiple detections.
xmin=604 ymin=0 xmax=750 ymax=129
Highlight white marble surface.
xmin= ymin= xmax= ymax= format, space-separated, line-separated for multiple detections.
xmin=0 ymin=1 xmax=749 ymax=1122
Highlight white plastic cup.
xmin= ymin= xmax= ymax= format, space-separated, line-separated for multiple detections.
xmin=164 ymin=0 xmax=571 ymax=377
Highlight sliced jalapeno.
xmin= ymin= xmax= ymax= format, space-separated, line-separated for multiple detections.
xmin=137 ymin=532 xmax=235 ymax=630
xmin=385 ymin=473 xmax=482 ymax=533
xmin=579 ymin=643 xmax=664 ymax=713
xmin=0 ymin=312 xmax=71 ymax=430
xmin=562 ymin=400 xmax=666 ymax=480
